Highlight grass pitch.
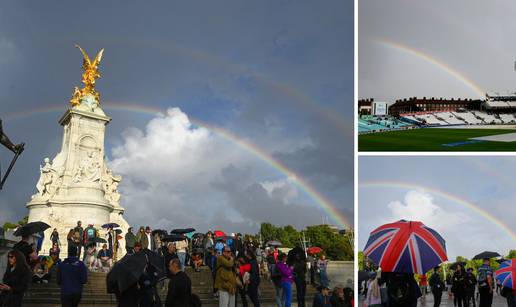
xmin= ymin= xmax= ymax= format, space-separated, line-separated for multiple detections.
xmin=359 ymin=128 xmax=516 ymax=151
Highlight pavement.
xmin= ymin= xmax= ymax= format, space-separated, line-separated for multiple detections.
xmin=360 ymin=292 xmax=509 ymax=306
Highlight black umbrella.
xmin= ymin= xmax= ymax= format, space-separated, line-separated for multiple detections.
xmin=170 ymin=228 xmax=195 ymax=234
xmin=107 ymin=249 xmax=165 ymax=294
xmin=107 ymin=253 xmax=147 ymax=293
xmin=152 ymin=229 xmax=168 ymax=237
xmin=161 ymin=234 xmax=187 ymax=242
xmin=13 ymin=221 xmax=50 ymax=237
xmin=115 ymin=229 xmax=123 ymax=235
xmin=102 ymin=223 xmax=120 ymax=229
xmin=473 ymin=251 xmax=501 ymax=260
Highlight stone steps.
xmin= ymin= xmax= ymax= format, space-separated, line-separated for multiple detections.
xmin=24 ymin=267 xmax=317 ymax=306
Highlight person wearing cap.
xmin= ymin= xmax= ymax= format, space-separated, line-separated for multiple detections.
xmin=312 ymin=285 xmax=331 ymax=307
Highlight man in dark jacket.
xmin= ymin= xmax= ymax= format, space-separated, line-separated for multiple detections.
xmin=125 ymin=227 xmax=137 ymax=254
xmin=429 ymin=267 xmax=444 ymax=307
xmin=166 ymin=258 xmax=192 ymax=307
xmin=56 ymin=246 xmax=88 ymax=307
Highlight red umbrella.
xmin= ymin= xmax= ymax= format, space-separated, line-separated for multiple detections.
xmin=307 ymin=247 xmax=323 ymax=255
xmin=214 ymin=230 xmax=226 ymax=237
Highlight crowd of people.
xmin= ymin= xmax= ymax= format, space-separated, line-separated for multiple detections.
xmin=361 ymin=258 xmax=516 ymax=307
xmin=0 ymin=222 xmax=354 ymax=307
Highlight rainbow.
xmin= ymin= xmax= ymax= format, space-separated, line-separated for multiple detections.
xmin=360 ymin=181 xmax=516 ymax=241
xmin=376 ymin=40 xmax=485 ymax=98
xmin=3 ymin=102 xmax=350 ymax=228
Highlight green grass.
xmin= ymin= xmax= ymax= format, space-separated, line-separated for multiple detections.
xmin=359 ymin=128 xmax=516 ymax=151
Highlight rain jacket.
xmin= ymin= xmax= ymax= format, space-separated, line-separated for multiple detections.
xmin=214 ymin=255 xmax=237 ymax=294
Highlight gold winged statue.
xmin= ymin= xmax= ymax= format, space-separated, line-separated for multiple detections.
xmin=69 ymin=45 xmax=104 ymax=106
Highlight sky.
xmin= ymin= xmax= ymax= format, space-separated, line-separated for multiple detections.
xmin=359 ymin=0 xmax=516 ymax=102
xmin=359 ymin=156 xmax=515 ymax=260
xmin=0 ymin=1 xmax=353 ymax=234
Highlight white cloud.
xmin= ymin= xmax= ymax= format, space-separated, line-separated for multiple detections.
xmin=386 ymin=190 xmax=470 ymax=232
xmin=108 ymin=108 xmax=328 ymax=233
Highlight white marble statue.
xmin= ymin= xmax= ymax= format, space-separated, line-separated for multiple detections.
xmin=104 ymin=169 xmax=121 ymax=204
xmin=36 ymin=158 xmax=54 ymax=196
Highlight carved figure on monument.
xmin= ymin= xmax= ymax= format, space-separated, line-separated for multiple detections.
xmin=72 ymin=151 xmax=101 ymax=183
xmin=103 ymin=169 xmax=121 ymax=204
xmin=36 ymin=158 xmax=55 ymax=196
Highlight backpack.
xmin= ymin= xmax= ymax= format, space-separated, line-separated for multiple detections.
xmin=477 ymin=266 xmax=492 ymax=288
xmin=87 ymin=228 xmax=96 ymax=240
xmin=388 ymin=274 xmax=411 ymax=304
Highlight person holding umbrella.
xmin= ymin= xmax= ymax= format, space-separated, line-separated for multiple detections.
xmin=0 ymin=250 xmax=31 ymax=307
xmin=494 ymin=258 xmax=515 ymax=307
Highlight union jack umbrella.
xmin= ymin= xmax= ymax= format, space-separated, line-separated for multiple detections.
xmin=363 ymin=220 xmax=448 ymax=274
xmin=495 ymin=259 xmax=516 ymax=289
